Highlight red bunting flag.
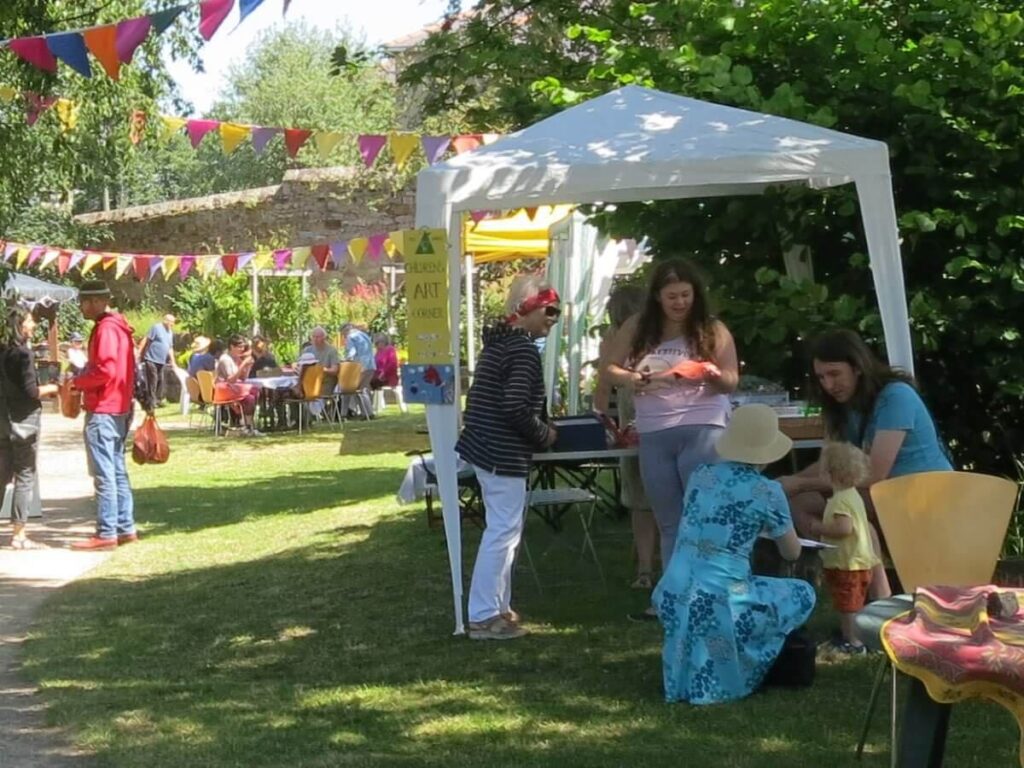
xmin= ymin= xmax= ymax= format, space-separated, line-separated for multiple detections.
xmin=133 ymin=257 xmax=149 ymax=282
xmin=8 ymin=37 xmax=57 ymax=72
xmin=311 ymin=244 xmax=331 ymax=270
xmin=83 ymin=25 xmax=122 ymax=79
xmin=284 ymin=128 xmax=313 ymax=158
xmin=221 ymin=254 xmax=239 ymax=275
xmin=57 ymin=250 xmax=71 ymax=275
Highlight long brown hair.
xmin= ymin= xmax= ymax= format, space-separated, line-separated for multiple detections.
xmin=808 ymin=329 xmax=914 ymax=441
xmin=629 ymin=258 xmax=716 ymax=364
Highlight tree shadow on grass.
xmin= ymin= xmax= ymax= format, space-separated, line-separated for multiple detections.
xmin=21 ymin=505 xmax=1022 ymax=768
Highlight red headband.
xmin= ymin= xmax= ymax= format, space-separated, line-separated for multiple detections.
xmin=507 ymin=288 xmax=560 ymax=323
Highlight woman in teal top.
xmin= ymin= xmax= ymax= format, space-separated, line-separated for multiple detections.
xmin=781 ymin=329 xmax=952 ymax=597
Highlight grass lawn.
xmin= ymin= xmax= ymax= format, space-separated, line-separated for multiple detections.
xmin=22 ymin=407 xmax=1021 ymax=767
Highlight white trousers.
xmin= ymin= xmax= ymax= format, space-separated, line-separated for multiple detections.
xmin=467 ymin=465 xmax=527 ymax=623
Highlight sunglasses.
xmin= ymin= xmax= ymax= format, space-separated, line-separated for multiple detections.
xmin=544 ymin=306 xmax=562 ymax=318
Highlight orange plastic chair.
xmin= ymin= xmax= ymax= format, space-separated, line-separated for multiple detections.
xmin=338 ymin=361 xmax=372 ymax=420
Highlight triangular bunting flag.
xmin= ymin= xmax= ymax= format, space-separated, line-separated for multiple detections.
xmin=237 ymin=252 xmax=255 ymax=271
xmin=284 ymin=0 xmax=293 ymax=15
xmin=131 ymin=257 xmax=148 ymax=281
xmin=40 ymin=249 xmax=60 ymax=271
xmin=389 ymin=230 xmax=407 ymax=257
xmin=199 ymin=0 xmax=234 ymax=40
xmin=311 ymin=244 xmax=330 ymax=270
xmin=81 ymin=252 xmax=104 ymax=275
xmin=329 ymin=241 xmax=347 ymax=268
xmin=524 ymin=207 xmax=539 ymax=221
xmin=219 ymin=122 xmax=251 ymax=154
xmin=366 ymin=233 xmax=387 ymax=261
xmin=481 ymin=133 xmax=501 ymax=145
xmin=83 ymin=25 xmax=122 ymax=79
xmin=2 ymin=243 xmax=16 ymax=261
xmin=421 ymin=135 xmax=452 ymax=165
xmin=24 ymin=93 xmax=56 ymax=126
xmin=102 ymin=254 xmax=118 ymax=272
xmin=159 ymin=116 xmax=186 ymax=143
xmin=239 ymin=0 xmax=267 ymax=22
xmin=27 ymin=246 xmax=45 ymax=266
xmin=253 ymin=250 xmax=272 ymax=270
xmin=179 ymin=256 xmax=195 ymax=280
xmin=161 ymin=256 xmax=179 ymax=280
xmin=0 ymin=86 xmax=17 ymax=103
xmin=115 ymin=255 xmax=133 ymax=279
xmin=469 ymin=210 xmax=489 ymax=223
xmin=46 ymin=32 xmax=92 ymax=78
xmin=150 ymin=6 xmax=187 ymax=35
xmin=313 ymin=131 xmax=343 ymax=161
xmin=251 ymin=126 xmax=278 ymax=154
xmin=272 ymin=249 xmax=292 ymax=270
xmin=149 ymin=257 xmax=163 ymax=279
xmin=291 ymin=246 xmax=311 ymax=268
xmin=388 ymin=133 xmax=420 ymax=170
xmin=195 ymin=256 xmax=213 ymax=277
xmin=452 ymin=134 xmax=483 ymax=154
xmin=115 ymin=16 xmax=152 ymax=63
xmin=284 ymin=128 xmax=313 ymax=158
xmin=57 ymin=250 xmax=72 ymax=275
xmin=15 ymin=247 xmax=30 ymax=269
xmin=347 ymin=238 xmax=368 ymax=265
xmin=55 ymin=99 xmax=79 ymax=132
xmin=187 ymin=119 xmax=220 ymax=148
xmin=8 ymin=37 xmax=58 ymax=73
xmin=358 ymin=135 xmax=387 ymax=168
xmin=384 ymin=237 xmax=397 ymax=259
xmin=221 ymin=254 xmax=239 ymax=276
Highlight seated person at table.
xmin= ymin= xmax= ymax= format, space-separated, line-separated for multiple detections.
xmin=371 ymin=332 xmax=399 ymax=389
xmin=250 ymin=334 xmax=278 ymax=375
xmin=306 ymin=326 xmax=339 ymax=396
xmin=66 ymin=331 xmax=88 ymax=374
xmin=653 ymin=405 xmax=815 ymax=704
xmin=215 ymin=334 xmax=260 ymax=436
xmin=187 ymin=336 xmax=216 ymax=378
xmin=810 ymin=441 xmax=877 ymax=655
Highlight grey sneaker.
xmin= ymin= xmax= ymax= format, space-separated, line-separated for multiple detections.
xmin=468 ymin=615 xmax=528 ymax=641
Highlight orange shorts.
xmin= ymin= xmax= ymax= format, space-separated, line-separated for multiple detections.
xmin=824 ymin=568 xmax=872 ymax=613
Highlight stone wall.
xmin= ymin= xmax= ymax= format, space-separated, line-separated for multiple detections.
xmin=74 ymin=166 xmax=415 ymax=302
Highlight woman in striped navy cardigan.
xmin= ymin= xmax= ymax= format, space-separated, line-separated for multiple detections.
xmin=457 ymin=276 xmax=560 ymax=641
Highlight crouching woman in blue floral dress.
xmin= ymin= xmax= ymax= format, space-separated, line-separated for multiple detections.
xmin=653 ymin=404 xmax=816 ymax=704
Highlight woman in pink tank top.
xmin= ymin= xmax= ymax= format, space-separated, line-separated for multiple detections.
xmin=603 ymin=259 xmax=740 ymax=586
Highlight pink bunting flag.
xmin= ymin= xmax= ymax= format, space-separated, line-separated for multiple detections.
xmin=68 ymin=251 xmax=86 ymax=272
xmin=3 ymin=243 xmax=17 ymax=261
xmin=284 ymin=128 xmax=313 ymax=158
xmin=115 ymin=16 xmax=152 ymax=63
xmin=179 ymin=256 xmax=195 ymax=280
xmin=8 ymin=37 xmax=58 ymax=73
xmin=186 ymin=119 xmax=220 ymax=148
xmin=250 ymin=126 xmax=278 ymax=154
xmin=358 ymin=135 xmax=387 ymax=168
xmin=421 ymin=136 xmax=452 ymax=165
xmin=199 ymin=0 xmax=234 ymax=40
xmin=27 ymin=246 xmax=45 ymax=266
xmin=366 ymin=233 xmax=387 ymax=261
xmin=329 ymin=241 xmax=347 ymax=268
xmin=24 ymin=93 xmax=57 ymax=126
xmin=149 ymin=257 xmax=163 ymax=279
xmin=311 ymin=244 xmax=331 ymax=271
xmin=469 ymin=210 xmax=489 ymax=223
xmin=237 ymin=252 xmax=255 ymax=270
xmin=272 ymin=249 xmax=292 ymax=270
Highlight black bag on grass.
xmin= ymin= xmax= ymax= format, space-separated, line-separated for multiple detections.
xmin=762 ymin=628 xmax=816 ymax=688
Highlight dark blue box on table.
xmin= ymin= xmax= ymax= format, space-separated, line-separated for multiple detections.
xmin=549 ymin=414 xmax=608 ymax=452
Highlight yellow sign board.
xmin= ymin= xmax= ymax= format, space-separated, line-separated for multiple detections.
xmin=400 ymin=228 xmax=452 ymax=365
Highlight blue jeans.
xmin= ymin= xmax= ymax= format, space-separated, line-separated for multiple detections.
xmin=84 ymin=412 xmax=135 ymax=539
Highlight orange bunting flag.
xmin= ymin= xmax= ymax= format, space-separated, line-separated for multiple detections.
xmin=388 ymin=132 xmax=420 ymax=170
xmin=83 ymin=25 xmax=122 ymax=80
xmin=452 ymin=134 xmax=483 ymax=154
xmin=57 ymin=251 xmax=71 ymax=275
xmin=284 ymin=128 xmax=313 ymax=158
xmin=81 ymin=252 xmax=104 ymax=275
xmin=220 ymin=122 xmax=251 ymax=154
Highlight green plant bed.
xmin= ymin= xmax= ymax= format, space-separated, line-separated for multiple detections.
xmin=21 ymin=414 xmax=1022 ymax=767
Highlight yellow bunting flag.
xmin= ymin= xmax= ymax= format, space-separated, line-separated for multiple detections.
xmin=313 ymin=131 xmax=343 ymax=161
xmin=195 ymin=256 xmax=214 ymax=277
xmin=116 ymin=255 xmax=133 ymax=279
xmin=291 ymin=246 xmax=311 ymax=268
xmin=15 ymin=247 xmax=30 ymax=269
xmin=0 ymin=86 xmax=17 ymax=102
xmin=384 ymin=237 xmax=397 ymax=259
xmin=161 ymin=256 xmax=180 ymax=280
xmin=253 ymin=250 xmax=272 ymax=270
xmin=219 ymin=122 xmax=251 ymax=154
xmin=388 ymin=132 xmax=420 ymax=170
xmin=159 ymin=116 xmax=187 ymax=144
xmin=81 ymin=252 xmax=104 ymax=275
xmin=388 ymin=230 xmax=408 ymax=257
xmin=55 ymin=99 xmax=79 ymax=132
xmin=347 ymin=237 xmax=368 ymax=265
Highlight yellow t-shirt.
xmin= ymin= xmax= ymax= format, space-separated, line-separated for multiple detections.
xmin=820 ymin=487 xmax=880 ymax=571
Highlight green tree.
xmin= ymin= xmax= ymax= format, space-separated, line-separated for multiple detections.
xmin=404 ymin=0 xmax=1024 ymax=474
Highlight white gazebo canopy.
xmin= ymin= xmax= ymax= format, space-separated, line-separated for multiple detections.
xmin=415 ymin=85 xmax=913 ymax=635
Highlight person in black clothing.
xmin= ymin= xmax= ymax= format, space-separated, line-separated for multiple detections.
xmin=249 ymin=334 xmax=279 ymax=375
xmin=456 ymin=276 xmax=561 ymax=640
xmin=1 ymin=307 xmax=57 ymax=549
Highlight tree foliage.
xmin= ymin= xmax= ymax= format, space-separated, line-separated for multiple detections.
xmin=404 ymin=0 xmax=1024 ymax=473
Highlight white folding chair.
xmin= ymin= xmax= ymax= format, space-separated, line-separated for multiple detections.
xmin=518 ymin=487 xmax=604 ymax=590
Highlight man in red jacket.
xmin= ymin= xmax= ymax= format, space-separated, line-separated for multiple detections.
xmin=71 ymin=281 xmax=138 ymax=550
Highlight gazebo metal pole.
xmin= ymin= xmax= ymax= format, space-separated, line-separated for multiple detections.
xmin=464 ymin=254 xmax=476 ymax=378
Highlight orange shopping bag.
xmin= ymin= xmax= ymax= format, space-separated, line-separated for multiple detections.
xmin=132 ymin=414 xmax=170 ymax=465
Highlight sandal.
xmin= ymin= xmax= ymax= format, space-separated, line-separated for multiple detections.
xmin=11 ymin=538 xmax=47 ymax=550
xmin=630 ymin=572 xmax=654 ymax=590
